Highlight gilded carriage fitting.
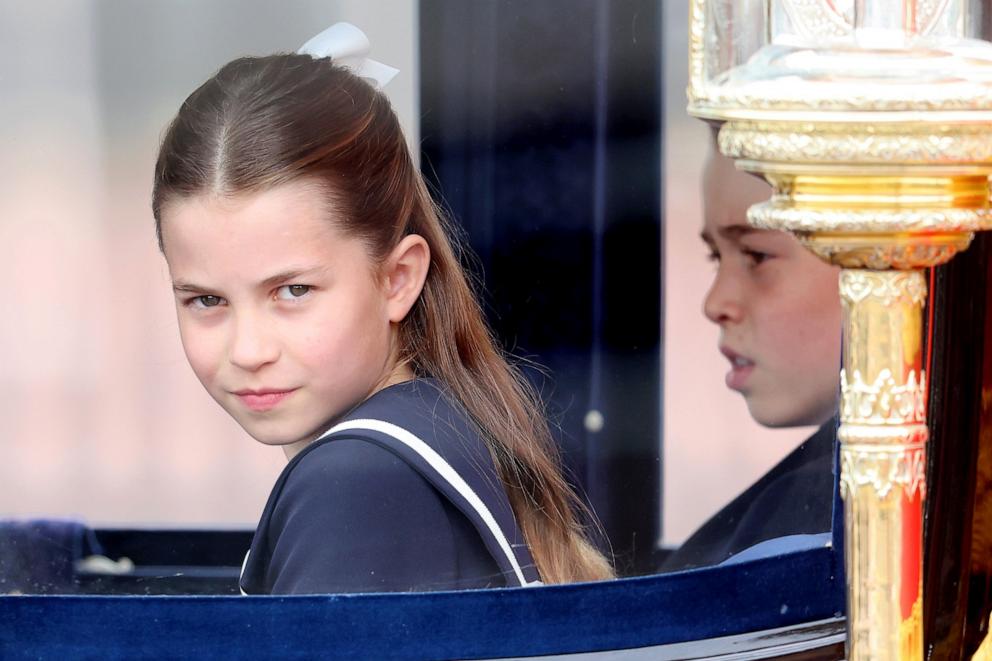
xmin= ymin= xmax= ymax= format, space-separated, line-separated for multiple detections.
xmin=687 ymin=0 xmax=992 ymax=658
xmin=840 ymin=368 xmax=927 ymax=425
xmin=719 ymin=122 xmax=992 ymax=166
xmin=839 ymin=442 xmax=926 ymax=500
xmin=796 ymin=235 xmax=971 ymax=270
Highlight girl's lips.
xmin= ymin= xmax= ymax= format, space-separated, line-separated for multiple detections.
xmin=234 ymin=389 xmax=297 ymax=412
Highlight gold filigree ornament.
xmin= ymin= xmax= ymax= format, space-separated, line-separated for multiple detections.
xmin=779 ymin=0 xmax=952 ymax=40
xmin=802 ymin=233 xmax=972 ymax=270
xmin=841 ymin=368 xmax=927 ymax=424
xmin=839 ymin=442 xmax=927 ymax=500
xmin=780 ymin=0 xmax=852 ymax=38
xmin=751 ymin=207 xmax=992 ymax=236
xmin=838 ymin=271 xmax=927 ymax=308
xmin=720 ymin=122 xmax=992 ymax=167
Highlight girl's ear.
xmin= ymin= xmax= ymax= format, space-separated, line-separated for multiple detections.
xmin=383 ymin=234 xmax=430 ymax=323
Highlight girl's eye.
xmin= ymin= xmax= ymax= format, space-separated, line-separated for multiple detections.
xmin=705 ymin=249 xmax=720 ymax=263
xmin=189 ymin=295 xmax=224 ymax=309
xmin=276 ymin=284 xmax=311 ymax=300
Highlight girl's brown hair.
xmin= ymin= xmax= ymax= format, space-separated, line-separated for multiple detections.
xmin=152 ymin=54 xmax=612 ymax=583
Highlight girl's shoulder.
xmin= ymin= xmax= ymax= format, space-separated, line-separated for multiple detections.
xmin=250 ymin=436 xmax=468 ymax=593
xmin=269 ymin=379 xmax=485 ymax=526
xmin=242 ymin=378 xmax=540 ymax=592
xmin=288 ymin=378 xmax=490 ymax=477
xmin=337 ymin=378 xmax=484 ymax=451
xmin=320 ymin=379 xmax=539 ymax=587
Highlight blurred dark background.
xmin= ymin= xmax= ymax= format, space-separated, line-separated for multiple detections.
xmin=420 ymin=0 xmax=663 ymax=574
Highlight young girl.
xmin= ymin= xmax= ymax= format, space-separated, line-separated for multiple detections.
xmin=151 ymin=31 xmax=612 ymax=594
xmin=663 ymin=125 xmax=842 ymax=570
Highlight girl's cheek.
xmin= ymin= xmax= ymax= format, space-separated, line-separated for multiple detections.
xmin=179 ymin=324 xmax=223 ymax=379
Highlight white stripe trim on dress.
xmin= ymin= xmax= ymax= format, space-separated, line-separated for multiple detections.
xmin=239 ymin=549 xmax=250 ymax=595
xmin=320 ymin=418 xmax=540 ymax=587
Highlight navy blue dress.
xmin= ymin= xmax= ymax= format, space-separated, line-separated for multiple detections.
xmin=239 ymin=379 xmax=541 ymax=594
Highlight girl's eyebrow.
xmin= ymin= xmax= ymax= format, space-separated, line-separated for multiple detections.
xmin=171 ymin=267 xmax=326 ymax=294
xmin=257 ymin=266 xmax=326 ymax=289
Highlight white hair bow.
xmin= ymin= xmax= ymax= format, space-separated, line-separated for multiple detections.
xmin=297 ymin=22 xmax=399 ymax=89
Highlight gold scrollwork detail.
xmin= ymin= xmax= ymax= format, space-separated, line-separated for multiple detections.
xmin=720 ymin=122 xmax=992 ymax=165
xmin=781 ymin=0 xmax=950 ymax=38
xmin=780 ymin=0 xmax=851 ymax=39
xmin=699 ymin=87 xmax=992 ymax=115
xmin=749 ymin=204 xmax=992 ymax=235
xmin=802 ymin=239 xmax=966 ymax=269
xmin=841 ymin=368 xmax=927 ymax=425
xmin=838 ymin=270 xmax=927 ymax=307
xmin=840 ymin=444 xmax=927 ymax=500
xmin=687 ymin=0 xmax=706 ymax=99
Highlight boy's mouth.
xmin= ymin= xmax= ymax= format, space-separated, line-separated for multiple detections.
xmin=720 ymin=347 xmax=755 ymax=391
xmin=232 ymin=388 xmax=298 ymax=412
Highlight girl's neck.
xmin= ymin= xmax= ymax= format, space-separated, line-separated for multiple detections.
xmin=282 ymin=361 xmax=417 ymax=462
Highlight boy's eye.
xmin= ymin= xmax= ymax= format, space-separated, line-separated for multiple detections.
xmin=742 ymin=249 xmax=770 ymax=266
xmin=189 ymin=295 xmax=223 ymax=309
xmin=276 ymin=284 xmax=311 ymax=300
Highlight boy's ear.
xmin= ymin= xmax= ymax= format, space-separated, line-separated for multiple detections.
xmin=383 ymin=234 xmax=430 ymax=323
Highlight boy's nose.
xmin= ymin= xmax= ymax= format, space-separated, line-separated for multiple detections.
xmin=703 ymin=267 xmax=744 ymax=325
xmin=228 ymin=313 xmax=280 ymax=371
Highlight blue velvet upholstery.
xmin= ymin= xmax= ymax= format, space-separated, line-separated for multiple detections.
xmin=0 ymin=546 xmax=843 ymax=659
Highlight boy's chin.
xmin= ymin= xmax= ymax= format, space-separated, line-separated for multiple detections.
xmin=746 ymin=399 xmax=826 ymax=429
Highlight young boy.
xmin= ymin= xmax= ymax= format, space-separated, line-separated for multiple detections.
xmin=663 ymin=126 xmax=842 ymax=570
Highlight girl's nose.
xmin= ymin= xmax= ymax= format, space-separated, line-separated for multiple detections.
xmin=228 ymin=313 xmax=280 ymax=371
xmin=703 ymin=265 xmax=744 ymax=325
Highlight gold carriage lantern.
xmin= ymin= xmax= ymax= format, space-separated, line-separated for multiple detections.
xmin=687 ymin=1 xmax=992 ymax=659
